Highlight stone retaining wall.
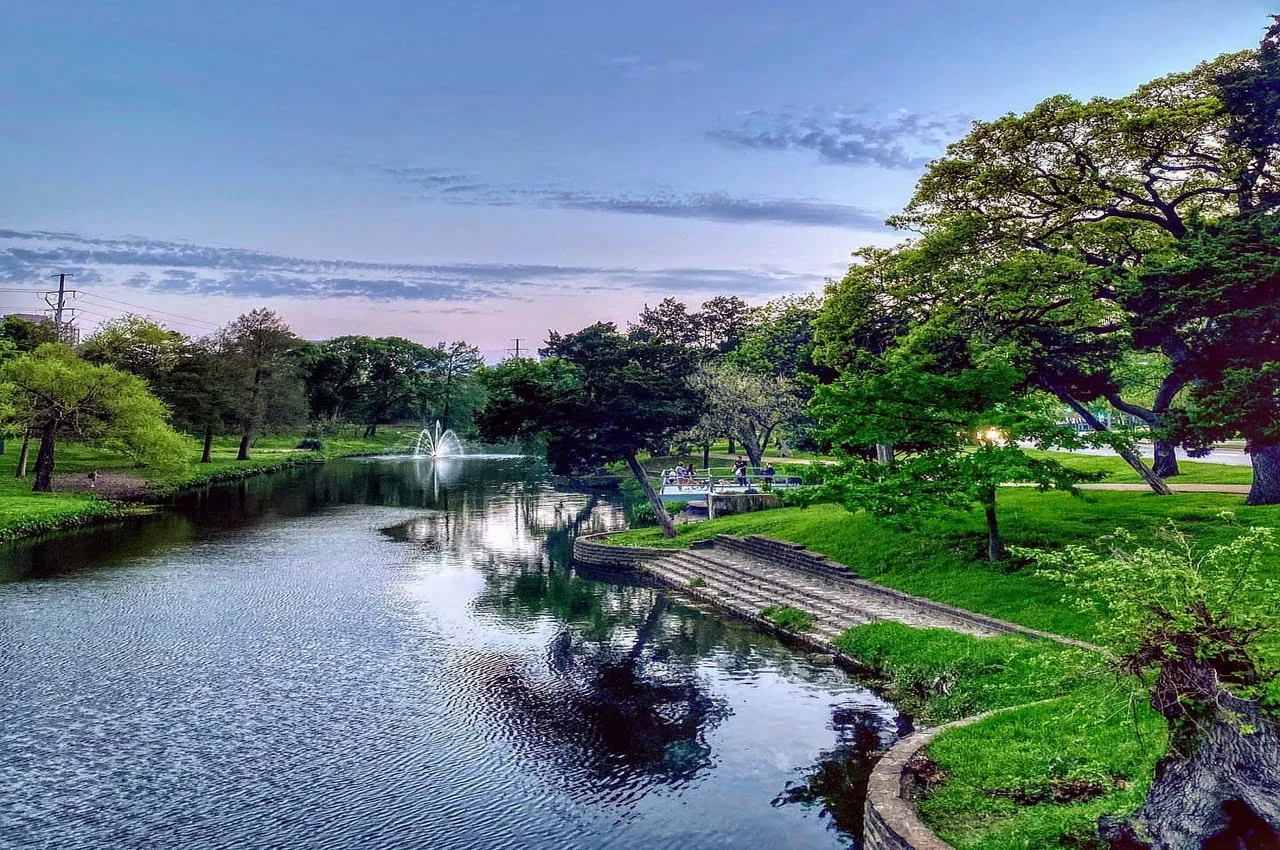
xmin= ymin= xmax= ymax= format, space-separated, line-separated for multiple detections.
xmin=715 ymin=534 xmax=863 ymax=580
xmin=572 ymin=532 xmax=675 ymax=568
xmin=708 ymin=493 xmax=783 ymax=516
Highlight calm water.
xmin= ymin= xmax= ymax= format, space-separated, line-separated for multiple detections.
xmin=0 ymin=457 xmax=900 ymax=850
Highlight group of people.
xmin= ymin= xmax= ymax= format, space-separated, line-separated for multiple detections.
xmin=661 ymin=458 xmax=780 ymax=490
xmin=664 ymin=464 xmax=701 ymax=487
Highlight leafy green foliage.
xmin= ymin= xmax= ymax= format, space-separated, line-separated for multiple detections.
xmin=759 ymin=605 xmax=814 ymax=632
xmin=1027 ymin=517 xmax=1280 ymax=704
xmin=0 ymin=344 xmax=188 ymax=480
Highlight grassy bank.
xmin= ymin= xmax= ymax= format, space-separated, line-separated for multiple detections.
xmin=0 ymin=428 xmax=415 ymax=542
xmin=836 ymin=623 xmax=1165 ymax=850
xmin=606 ymin=490 xmax=1279 ymax=848
xmin=604 ymin=489 xmax=1279 ymax=646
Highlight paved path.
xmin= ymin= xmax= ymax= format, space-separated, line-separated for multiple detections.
xmin=1080 ymin=482 xmax=1251 ymax=494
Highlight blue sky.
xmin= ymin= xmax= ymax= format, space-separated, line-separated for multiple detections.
xmin=0 ymin=0 xmax=1270 ymax=355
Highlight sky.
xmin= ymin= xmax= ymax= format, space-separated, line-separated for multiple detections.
xmin=0 ymin=0 xmax=1271 ymax=358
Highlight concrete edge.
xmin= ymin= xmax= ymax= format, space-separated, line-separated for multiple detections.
xmin=583 ymin=531 xmax=1098 ymax=652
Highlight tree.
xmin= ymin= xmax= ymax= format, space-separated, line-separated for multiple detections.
xmin=894 ymin=48 xmax=1270 ymax=477
xmin=812 ymin=329 xmax=1098 ymax=562
xmin=697 ymin=361 xmax=802 ymax=470
xmin=0 ymin=315 xmax=58 ymax=353
xmin=1032 ymin=520 xmax=1280 ymax=848
xmin=1131 ymin=214 xmax=1280 ymax=504
xmin=355 ymin=337 xmax=444 ymax=436
xmin=631 ymin=297 xmax=701 ymax=347
xmin=0 ymin=344 xmax=186 ymax=491
xmin=214 ymin=309 xmax=301 ymax=461
xmin=695 ymin=295 xmax=751 ymax=353
xmin=81 ymin=315 xmax=186 ymax=382
xmin=430 ymin=341 xmax=485 ymax=432
xmin=162 ymin=342 xmax=239 ymax=463
xmin=476 ymin=323 xmax=702 ymax=538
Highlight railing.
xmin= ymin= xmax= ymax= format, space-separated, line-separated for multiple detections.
xmin=655 ymin=466 xmax=806 ymax=490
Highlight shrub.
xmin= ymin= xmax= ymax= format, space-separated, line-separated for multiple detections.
xmin=761 ymin=605 xmax=814 ymax=631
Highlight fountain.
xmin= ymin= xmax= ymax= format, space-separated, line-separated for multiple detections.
xmin=413 ymin=421 xmax=465 ymax=459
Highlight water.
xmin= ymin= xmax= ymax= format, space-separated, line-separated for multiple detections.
xmin=0 ymin=457 xmax=901 ymax=850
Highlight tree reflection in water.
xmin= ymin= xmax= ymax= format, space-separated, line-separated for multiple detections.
xmin=772 ymin=704 xmax=900 ymax=838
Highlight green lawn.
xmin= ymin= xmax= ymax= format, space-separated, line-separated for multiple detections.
xmin=604 ymin=489 xmax=1279 ymax=644
xmin=0 ymin=428 xmax=416 ymax=541
xmin=607 ymin=490 xmax=1279 ymax=848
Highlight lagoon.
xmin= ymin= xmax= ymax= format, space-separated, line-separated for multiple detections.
xmin=0 ymin=457 xmax=898 ymax=849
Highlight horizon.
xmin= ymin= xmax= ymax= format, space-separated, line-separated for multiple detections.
xmin=1 ymin=0 xmax=1271 ymax=357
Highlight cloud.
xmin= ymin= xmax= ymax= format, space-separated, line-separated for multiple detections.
xmin=709 ymin=108 xmax=973 ymax=169
xmin=0 ymin=228 xmax=824 ymax=304
xmin=378 ymin=173 xmax=884 ymax=229
xmin=611 ymin=55 xmax=703 ymax=79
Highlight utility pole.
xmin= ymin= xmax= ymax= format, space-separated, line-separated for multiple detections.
xmin=44 ymin=273 xmax=76 ymax=342
xmin=506 ymin=338 xmax=525 ymax=359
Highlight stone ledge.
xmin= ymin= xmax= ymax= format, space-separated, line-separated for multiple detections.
xmin=572 ymin=531 xmax=677 ymax=568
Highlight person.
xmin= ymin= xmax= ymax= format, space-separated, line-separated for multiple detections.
xmin=763 ymin=463 xmax=775 ymax=485
xmin=87 ymin=469 xmax=99 ymax=489
xmin=733 ymin=457 xmax=748 ymax=486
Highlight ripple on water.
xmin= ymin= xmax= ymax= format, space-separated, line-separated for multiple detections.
xmin=0 ymin=461 xmax=898 ymax=850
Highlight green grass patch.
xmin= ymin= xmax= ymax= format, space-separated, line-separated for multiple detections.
xmin=0 ymin=428 xmax=416 ymax=541
xmin=1025 ymin=449 xmax=1252 ymax=486
xmin=603 ymin=491 xmax=1280 ymax=651
xmin=836 ymin=622 xmax=1164 ymax=850
xmin=760 ymin=604 xmax=814 ymax=631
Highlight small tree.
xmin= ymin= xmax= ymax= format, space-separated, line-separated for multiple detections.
xmin=214 ymin=309 xmax=300 ymax=460
xmin=1032 ymin=520 xmax=1280 ymax=848
xmin=698 ymin=361 xmax=802 ymax=470
xmin=0 ymin=344 xmax=186 ymax=491
xmin=812 ymin=334 xmax=1099 ymax=561
xmin=476 ymin=323 xmax=703 ymax=538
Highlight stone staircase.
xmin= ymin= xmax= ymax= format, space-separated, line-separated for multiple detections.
xmin=641 ymin=540 xmax=1005 ymax=646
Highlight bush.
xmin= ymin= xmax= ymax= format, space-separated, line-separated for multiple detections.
xmin=761 ymin=605 xmax=815 ymax=631
xmin=296 ymin=438 xmax=324 ymax=451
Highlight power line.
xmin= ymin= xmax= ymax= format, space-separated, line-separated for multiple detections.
xmin=77 ymin=291 xmax=220 ymax=328
xmin=72 ymin=302 xmax=219 ymax=333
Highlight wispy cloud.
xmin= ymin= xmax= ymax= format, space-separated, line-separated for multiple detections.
xmin=0 ymin=228 xmax=824 ymax=303
xmin=709 ymin=107 xmax=973 ymax=169
xmin=611 ymin=55 xmax=703 ymax=79
xmin=377 ymin=171 xmax=885 ymax=230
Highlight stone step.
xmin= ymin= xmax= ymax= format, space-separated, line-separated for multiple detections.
xmin=651 ymin=556 xmax=872 ymax=634
xmin=664 ymin=551 xmax=885 ymax=624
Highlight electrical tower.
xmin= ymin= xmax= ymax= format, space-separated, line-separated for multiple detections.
xmin=506 ymin=338 xmax=528 ymax=359
xmin=43 ymin=273 xmax=79 ymax=344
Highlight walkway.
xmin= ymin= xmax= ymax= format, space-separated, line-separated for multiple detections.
xmin=1080 ymin=482 xmax=1251 ymax=494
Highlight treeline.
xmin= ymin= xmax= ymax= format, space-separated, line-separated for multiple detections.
xmin=0 ymin=309 xmax=485 ymax=491
xmin=476 ymin=20 xmax=1280 ymax=542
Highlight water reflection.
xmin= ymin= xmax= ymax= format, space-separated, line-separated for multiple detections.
xmin=0 ymin=457 xmax=898 ymax=849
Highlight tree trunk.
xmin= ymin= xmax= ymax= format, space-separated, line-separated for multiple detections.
xmin=201 ymin=424 xmax=214 ymax=464
xmin=981 ymin=489 xmax=1006 ymax=562
xmin=1153 ymin=439 xmax=1181 ymax=479
xmin=364 ymin=422 xmax=378 ymax=438
xmin=1099 ymin=690 xmax=1280 ymax=849
xmin=702 ymin=443 xmax=710 ymax=472
xmin=236 ymin=432 xmax=252 ymax=461
xmin=1246 ymin=442 xmax=1280 ymax=506
xmin=624 ymin=452 xmax=677 ymax=539
xmin=727 ymin=436 xmax=735 ymax=454
xmin=739 ymin=430 xmax=764 ymax=472
xmin=31 ymin=426 xmax=56 ymax=493
xmin=1053 ymin=387 xmax=1173 ymax=495
xmin=14 ymin=431 xmax=30 ymax=478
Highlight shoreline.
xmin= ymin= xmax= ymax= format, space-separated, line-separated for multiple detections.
xmin=0 ymin=431 xmax=415 ymax=546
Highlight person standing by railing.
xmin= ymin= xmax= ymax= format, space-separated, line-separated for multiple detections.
xmin=733 ymin=457 xmax=748 ymax=486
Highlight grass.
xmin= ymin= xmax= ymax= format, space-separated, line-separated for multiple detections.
xmin=601 ymin=490 xmax=1280 ymax=648
xmin=660 ymin=441 xmax=1254 ymax=483
xmin=760 ymin=604 xmax=814 ymax=631
xmin=836 ymin=623 xmax=1165 ymax=850
xmin=0 ymin=427 xmax=416 ymax=541
xmin=607 ymin=487 xmax=1280 ymax=848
